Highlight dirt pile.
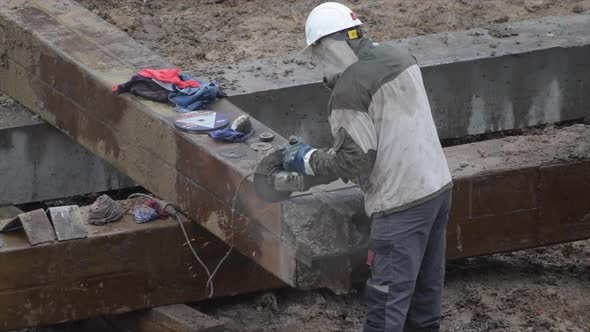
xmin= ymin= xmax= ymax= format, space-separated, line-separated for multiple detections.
xmin=78 ymin=0 xmax=590 ymax=69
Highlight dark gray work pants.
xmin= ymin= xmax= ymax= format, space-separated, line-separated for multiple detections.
xmin=363 ymin=190 xmax=452 ymax=332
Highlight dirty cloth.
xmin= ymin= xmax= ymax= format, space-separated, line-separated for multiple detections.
xmin=170 ymin=78 xmax=223 ymax=112
xmin=88 ymin=194 xmax=125 ymax=226
xmin=209 ymin=127 xmax=255 ymax=143
xmin=137 ymin=68 xmax=200 ymax=89
xmin=364 ymin=189 xmax=451 ymax=332
xmin=112 ymin=75 xmax=170 ymax=102
xmin=209 ymin=115 xmax=255 ymax=143
xmin=133 ymin=199 xmax=168 ymax=224
xmin=113 ymin=70 xmax=225 ymax=111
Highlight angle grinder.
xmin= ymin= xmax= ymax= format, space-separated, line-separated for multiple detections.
xmin=254 ymin=147 xmax=306 ymax=202
xmin=254 ymin=137 xmax=333 ymax=202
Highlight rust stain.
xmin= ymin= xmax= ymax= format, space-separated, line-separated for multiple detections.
xmin=35 ymin=52 xmax=122 ymax=159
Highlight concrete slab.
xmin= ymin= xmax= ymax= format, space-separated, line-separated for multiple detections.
xmin=0 ymin=94 xmax=135 ymax=204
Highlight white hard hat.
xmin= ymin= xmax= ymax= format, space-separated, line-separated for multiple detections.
xmin=304 ymin=2 xmax=362 ymax=49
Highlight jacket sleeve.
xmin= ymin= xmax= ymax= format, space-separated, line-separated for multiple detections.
xmin=309 ymin=128 xmax=376 ymax=181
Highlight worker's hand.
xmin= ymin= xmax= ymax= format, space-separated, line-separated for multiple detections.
xmin=282 ymin=137 xmax=316 ymax=175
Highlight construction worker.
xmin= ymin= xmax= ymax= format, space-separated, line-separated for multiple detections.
xmin=282 ymin=2 xmax=453 ymax=332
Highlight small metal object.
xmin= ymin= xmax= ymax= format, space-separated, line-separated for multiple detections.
xmin=250 ymin=142 xmax=273 ymax=151
xmin=219 ymin=149 xmax=246 ymax=159
xmin=288 ymin=136 xmax=299 ymax=145
xmin=273 ymin=171 xmax=306 ymax=192
xmin=259 ymin=132 xmax=275 ymax=142
xmin=20 ymin=209 xmax=56 ymax=246
xmin=48 ymin=206 xmax=87 ymax=241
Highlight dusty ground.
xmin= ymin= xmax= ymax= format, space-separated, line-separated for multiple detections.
xmin=8 ymin=1 xmax=590 ymax=331
xmin=196 ymin=240 xmax=590 ymax=332
xmin=78 ymin=0 xmax=590 ymax=69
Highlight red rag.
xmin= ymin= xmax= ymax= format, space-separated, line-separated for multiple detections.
xmin=137 ymin=68 xmax=200 ymax=89
xmin=367 ymin=249 xmax=375 ymax=267
xmin=144 ymin=199 xmax=168 ymax=218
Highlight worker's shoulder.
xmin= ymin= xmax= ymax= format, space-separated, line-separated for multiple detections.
xmin=371 ymin=42 xmax=415 ymax=63
xmin=342 ymin=43 xmax=417 ymax=92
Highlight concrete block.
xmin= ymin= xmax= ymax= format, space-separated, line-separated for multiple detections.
xmin=0 ymin=98 xmax=135 ymax=205
xmin=218 ymin=15 xmax=590 ymax=143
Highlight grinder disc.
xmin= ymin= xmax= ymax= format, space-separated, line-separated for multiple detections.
xmin=174 ymin=111 xmax=229 ymax=133
xmin=254 ymin=149 xmax=292 ymax=202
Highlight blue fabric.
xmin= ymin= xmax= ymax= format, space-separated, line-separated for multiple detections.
xmin=282 ymin=138 xmax=313 ymax=175
xmin=169 ymin=75 xmax=219 ymax=112
xmin=209 ymin=128 xmax=255 ymax=143
xmin=133 ymin=205 xmax=160 ymax=224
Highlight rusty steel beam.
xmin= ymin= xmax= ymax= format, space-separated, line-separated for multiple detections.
xmin=0 ymin=0 xmax=306 ymax=287
xmin=448 ymin=161 xmax=590 ymax=258
xmin=0 ymin=208 xmax=284 ymax=330
xmin=444 ymin=130 xmax=590 ymax=258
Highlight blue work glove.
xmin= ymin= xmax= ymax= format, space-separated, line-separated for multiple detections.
xmin=282 ymin=137 xmax=315 ymax=175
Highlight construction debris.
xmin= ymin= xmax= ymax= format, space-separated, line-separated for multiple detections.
xmin=48 ymin=205 xmax=87 ymax=241
xmin=0 ymin=205 xmax=23 ymax=232
xmin=88 ymin=195 xmax=125 ymax=226
xmin=19 ymin=209 xmax=56 ymax=246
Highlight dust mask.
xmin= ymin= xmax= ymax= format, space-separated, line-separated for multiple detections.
xmin=312 ymin=37 xmax=359 ymax=89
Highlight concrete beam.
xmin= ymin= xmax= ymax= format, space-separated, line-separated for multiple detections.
xmin=201 ymin=15 xmax=590 ymax=146
xmin=0 ymin=207 xmax=283 ymax=330
xmin=0 ymin=95 xmax=134 ymax=204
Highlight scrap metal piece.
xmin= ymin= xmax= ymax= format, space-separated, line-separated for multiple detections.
xmin=48 ymin=205 xmax=87 ymax=241
xmin=259 ymin=132 xmax=275 ymax=142
xmin=254 ymin=149 xmax=292 ymax=202
xmin=19 ymin=209 xmax=56 ymax=245
xmin=250 ymin=142 xmax=273 ymax=151
xmin=219 ymin=148 xmax=246 ymax=159
xmin=0 ymin=205 xmax=23 ymax=232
